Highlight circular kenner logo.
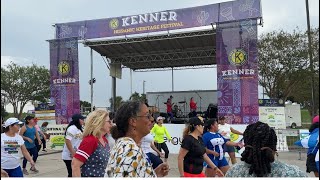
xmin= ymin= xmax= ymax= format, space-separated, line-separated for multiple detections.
xmin=109 ymin=19 xmax=119 ymax=29
xmin=228 ymin=49 xmax=247 ymax=66
xmin=58 ymin=61 xmax=70 ymax=75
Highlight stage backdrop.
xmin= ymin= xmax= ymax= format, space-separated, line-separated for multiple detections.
xmin=49 ymin=37 xmax=80 ymax=124
xmin=217 ymin=20 xmax=259 ymax=124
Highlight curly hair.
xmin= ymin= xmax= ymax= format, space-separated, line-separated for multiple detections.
xmin=240 ymin=121 xmax=277 ymax=177
xmin=111 ymin=101 xmax=144 ymax=140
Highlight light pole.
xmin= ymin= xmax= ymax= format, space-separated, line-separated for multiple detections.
xmin=305 ymin=0 xmax=315 ymax=118
xmin=143 ymin=80 xmax=146 ymax=95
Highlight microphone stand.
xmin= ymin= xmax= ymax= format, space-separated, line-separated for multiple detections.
xmin=195 ymin=92 xmax=202 ymax=112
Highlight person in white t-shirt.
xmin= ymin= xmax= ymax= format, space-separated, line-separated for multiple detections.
xmin=1 ymin=118 xmax=35 ymax=177
xmin=141 ymin=116 xmax=164 ymax=169
xmin=218 ymin=116 xmax=243 ymax=165
xmin=62 ymin=114 xmax=85 ymax=177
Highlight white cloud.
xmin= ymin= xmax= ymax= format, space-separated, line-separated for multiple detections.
xmin=1 ymin=56 xmax=35 ymax=67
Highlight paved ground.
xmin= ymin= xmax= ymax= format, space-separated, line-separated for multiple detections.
xmin=23 ymin=150 xmax=316 ymax=177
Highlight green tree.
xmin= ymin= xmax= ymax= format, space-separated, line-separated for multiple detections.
xmin=129 ymin=92 xmax=146 ymax=102
xmin=80 ymin=100 xmax=92 ymax=108
xmin=258 ymin=28 xmax=307 ymax=100
xmin=288 ymin=28 xmax=319 ymax=115
xmin=109 ymin=96 xmax=123 ymax=111
xmin=258 ymin=27 xmax=319 ymax=115
xmin=1 ymin=62 xmax=50 ymax=119
xmin=1 ymin=105 xmax=8 ymax=119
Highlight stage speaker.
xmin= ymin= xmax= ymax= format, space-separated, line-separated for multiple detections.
xmin=207 ymin=104 xmax=217 ymax=119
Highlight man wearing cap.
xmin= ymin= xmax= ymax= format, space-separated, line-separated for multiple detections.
xmin=1 ymin=118 xmax=36 ymax=177
xmin=19 ymin=116 xmax=41 ymax=175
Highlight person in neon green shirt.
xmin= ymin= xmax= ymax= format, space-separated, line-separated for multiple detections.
xmin=151 ymin=116 xmax=172 ymax=162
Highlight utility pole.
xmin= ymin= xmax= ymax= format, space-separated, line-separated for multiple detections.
xmin=90 ymin=48 xmax=94 ymax=112
xmin=143 ymin=80 xmax=146 ymax=94
xmin=305 ymin=0 xmax=315 ymax=118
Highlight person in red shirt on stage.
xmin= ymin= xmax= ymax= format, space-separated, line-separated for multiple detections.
xmin=189 ymin=97 xmax=197 ymax=117
xmin=166 ymin=96 xmax=174 ymax=120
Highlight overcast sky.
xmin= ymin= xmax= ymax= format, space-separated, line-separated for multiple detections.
xmin=1 ymin=0 xmax=319 ymax=112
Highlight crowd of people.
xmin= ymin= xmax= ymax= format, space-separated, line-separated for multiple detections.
xmin=1 ymin=100 xmax=318 ymax=178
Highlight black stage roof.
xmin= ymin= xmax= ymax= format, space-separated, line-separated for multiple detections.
xmin=84 ymin=29 xmax=216 ymax=71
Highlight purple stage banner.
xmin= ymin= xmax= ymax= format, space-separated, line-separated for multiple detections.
xmin=49 ymin=37 xmax=80 ymax=124
xmin=55 ymin=0 xmax=261 ymax=39
xmin=216 ymin=20 xmax=259 ymax=124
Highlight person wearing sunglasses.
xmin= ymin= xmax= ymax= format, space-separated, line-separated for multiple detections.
xmin=105 ymin=101 xmax=169 ymax=177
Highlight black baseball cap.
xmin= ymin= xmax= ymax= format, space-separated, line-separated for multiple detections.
xmin=72 ymin=114 xmax=86 ymax=121
xmin=188 ymin=116 xmax=204 ymax=126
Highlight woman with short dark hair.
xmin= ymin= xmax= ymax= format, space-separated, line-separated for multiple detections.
xmin=105 ymin=101 xmax=169 ymax=177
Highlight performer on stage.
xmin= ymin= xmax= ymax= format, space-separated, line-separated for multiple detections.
xmin=166 ymin=96 xmax=174 ymax=121
xmin=189 ymin=97 xmax=197 ymax=117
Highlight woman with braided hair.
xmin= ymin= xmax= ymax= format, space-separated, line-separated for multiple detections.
xmin=226 ymin=121 xmax=307 ymax=177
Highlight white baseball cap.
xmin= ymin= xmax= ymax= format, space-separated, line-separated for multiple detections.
xmin=156 ymin=116 xmax=165 ymax=121
xmin=2 ymin=118 xmax=24 ymax=128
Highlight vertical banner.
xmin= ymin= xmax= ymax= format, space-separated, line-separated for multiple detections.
xmin=49 ymin=37 xmax=80 ymax=124
xmin=217 ymin=20 xmax=259 ymax=124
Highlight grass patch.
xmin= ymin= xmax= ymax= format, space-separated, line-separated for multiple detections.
xmin=301 ymin=109 xmax=312 ymax=123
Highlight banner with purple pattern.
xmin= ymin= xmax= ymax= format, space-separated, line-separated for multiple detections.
xmin=217 ymin=20 xmax=259 ymax=124
xmin=55 ymin=0 xmax=261 ymax=39
xmin=49 ymin=37 xmax=80 ymax=124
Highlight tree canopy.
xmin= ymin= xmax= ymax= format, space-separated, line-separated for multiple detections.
xmin=258 ymin=27 xmax=319 ymax=115
xmin=1 ymin=62 xmax=50 ymax=119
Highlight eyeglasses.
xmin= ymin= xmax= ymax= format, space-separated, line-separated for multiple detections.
xmin=137 ymin=114 xmax=153 ymax=120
